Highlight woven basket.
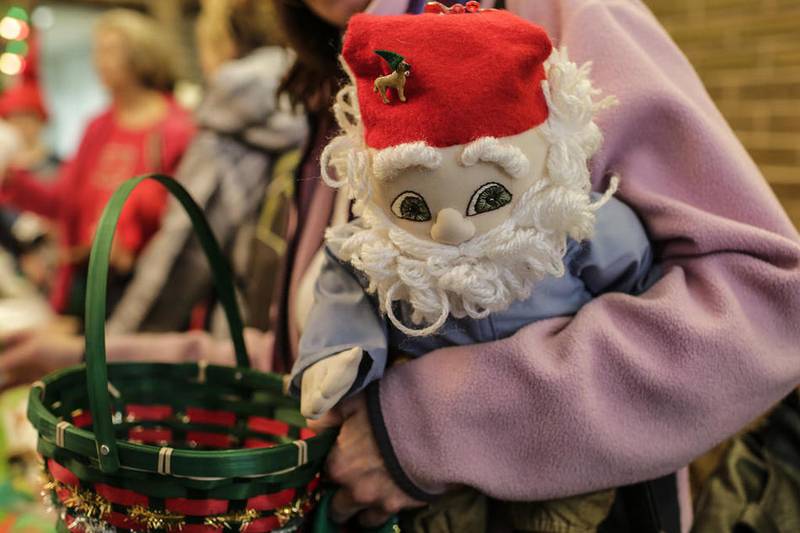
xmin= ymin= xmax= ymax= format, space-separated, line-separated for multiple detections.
xmin=27 ymin=175 xmax=337 ymax=533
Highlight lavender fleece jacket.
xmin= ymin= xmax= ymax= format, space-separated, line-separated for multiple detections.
xmin=359 ymin=0 xmax=800 ymax=504
xmin=96 ymin=0 xmax=800 ymax=521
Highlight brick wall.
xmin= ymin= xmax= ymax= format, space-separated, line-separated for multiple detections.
xmin=644 ymin=0 xmax=800 ymax=228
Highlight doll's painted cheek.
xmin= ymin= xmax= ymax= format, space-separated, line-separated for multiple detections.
xmin=430 ymin=208 xmax=476 ymax=245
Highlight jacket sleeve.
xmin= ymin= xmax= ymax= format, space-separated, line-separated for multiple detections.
xmin=0 ymin=117 xmax=103 ymax=220
xmin=366 ymin=0 xmax=800 ymax=501
xmin=291 ymin=250 xmax=388 ymax=397
xmin=0 ymin=160 xmax=77 ymax=220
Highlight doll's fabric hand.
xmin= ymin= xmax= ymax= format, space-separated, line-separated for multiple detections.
xmin=301 ymin=346 xmax=363 ymax=419
xmin=308 ymin=394 xmax=426 ymax=527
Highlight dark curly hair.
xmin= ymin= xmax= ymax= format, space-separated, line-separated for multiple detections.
xmin=272 ymin=0 xmax=344 ymax=111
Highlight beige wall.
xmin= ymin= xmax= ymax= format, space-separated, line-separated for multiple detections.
xmin=645 ymin=0 xmax=800 ymax=227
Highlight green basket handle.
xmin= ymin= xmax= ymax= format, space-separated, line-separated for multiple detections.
xmin=85 ymin=174 xmax=250 ymax=473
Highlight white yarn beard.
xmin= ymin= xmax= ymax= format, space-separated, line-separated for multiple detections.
xmin=326 ymin=176 xmax=614 ymax=337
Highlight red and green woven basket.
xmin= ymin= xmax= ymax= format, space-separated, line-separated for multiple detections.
xmin=26 ymin=175 xmax=338 ymax=532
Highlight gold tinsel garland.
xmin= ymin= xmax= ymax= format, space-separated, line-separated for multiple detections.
xmin=64 ymin=488 xmax=113 ymax=520
xmin=274 ymin=494 xmax=310 ymax=527
xmin=203 ymin=508 xmax=259 ymax=530
xmin=128 ymin=506 xmax=186 ymax=531
xmin=43 ymin=477 xmax=113 ymax=521
xmin=43 ymin=471 xmax=321 ymax=532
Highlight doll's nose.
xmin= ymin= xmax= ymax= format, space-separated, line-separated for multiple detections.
xmin=431 ymin=208 xmax=476 ymax=245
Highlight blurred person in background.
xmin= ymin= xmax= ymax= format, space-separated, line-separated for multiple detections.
xmin=0 ymin=0 xmax=306 ymax=385
xmin=2 ymin=1 xmax=800 ymax=532
xmin=106 ymin=0 xmax=306 ymax=334
xmin=0 ymin=78 xmax=60 ymax=294
xmin=0 ymin=35 xmax=61 ymax=295
xmin=0 ymin=81 xmax=58 ymax=177
xmin=0 ymin=9 xmax=194 ymax=319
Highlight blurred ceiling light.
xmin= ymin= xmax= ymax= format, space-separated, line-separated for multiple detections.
xmin=0 ymin=52 xmax=24 ymax=75
xmin=0 ymin=16 xmax=29 ymax=41
xmin=32 ymin=6 xmax=54 ymax=30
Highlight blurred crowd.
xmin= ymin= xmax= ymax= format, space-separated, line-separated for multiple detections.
xmin=0 ymin=0 xmax=307 ymax=520
xmin=0 ymin=0 xmax=305 ymax=340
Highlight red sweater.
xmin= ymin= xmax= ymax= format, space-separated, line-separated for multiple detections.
xmin=1 ymin=98 xmax=195 ymax=311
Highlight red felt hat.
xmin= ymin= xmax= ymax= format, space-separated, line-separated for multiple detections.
xmin=341 ymin=8 xmax=553 ymax=149
xmin=0 ymin=80 xmax=48 ymax=120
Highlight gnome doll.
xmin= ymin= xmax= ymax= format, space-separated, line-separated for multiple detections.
xmin=291 ymin=5 xmax=656 ymax=530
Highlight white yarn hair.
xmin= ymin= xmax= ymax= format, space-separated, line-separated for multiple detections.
xmin=322 ymin=48 xmax=618 ymax=336
xmin=373 ymin=142 xmax=442 ymax=181
xmin=461 ymin=137 xmax=530 ymax=179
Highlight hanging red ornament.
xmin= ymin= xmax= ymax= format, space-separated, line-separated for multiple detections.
xmin=424 ymin=2 xmax=448 ymax=14
xmin=465 ymin=1 xmax=482 ymax=12
xmin=425 ymin=2 xmax=484 ymax=15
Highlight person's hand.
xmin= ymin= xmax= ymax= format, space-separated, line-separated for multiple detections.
xmin=0 ymin=329 xmax=83 ymax=390
xmin=308 ymin=394 xmax=426 ymax=527
xmin=301 ymin=347 xmax=363 ymax=419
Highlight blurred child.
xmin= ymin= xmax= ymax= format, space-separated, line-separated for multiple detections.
xmin=0 ymin=80 xmax=60 ymax=293
xmin=0 ymin=9 xmax=195 ymax=319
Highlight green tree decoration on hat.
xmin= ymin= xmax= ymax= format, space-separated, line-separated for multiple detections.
xmin=375 ymin=50 xmax=406 ymax=71
xmin=373 ymin=50 xmax=411 ymax=104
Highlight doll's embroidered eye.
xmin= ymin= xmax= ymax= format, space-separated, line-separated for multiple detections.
xmin=391 ymin=191 xmax=432 ymax=222
xmin=467 ymin=182 xmax=512 ymax=216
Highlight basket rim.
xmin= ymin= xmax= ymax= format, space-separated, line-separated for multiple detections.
xmin=28 ymin=361 xmax=337 ymax=480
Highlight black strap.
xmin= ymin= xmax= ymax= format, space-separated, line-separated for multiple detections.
xmin=599 ymin=473 xmax=681 ymax=533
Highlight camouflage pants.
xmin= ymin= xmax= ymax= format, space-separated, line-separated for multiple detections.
xmin=401 ymin=487 xmax=615 ymax=533
xmin=692 ymin=391 xmax=800 ymax=533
